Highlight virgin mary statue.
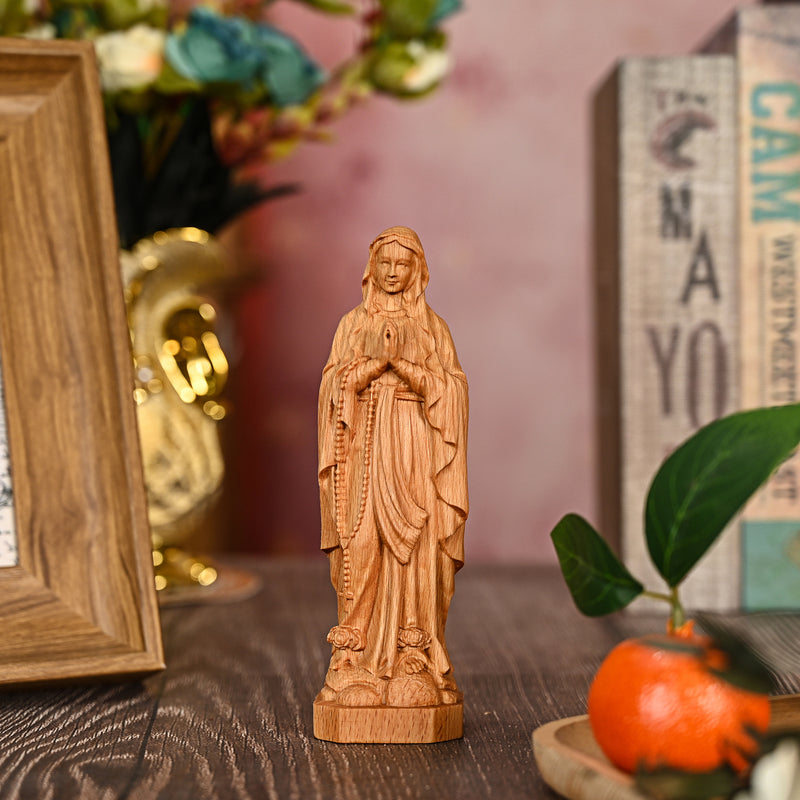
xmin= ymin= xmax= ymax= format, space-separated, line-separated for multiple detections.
xmin=316 ymin=226 xmax=468 ymax=711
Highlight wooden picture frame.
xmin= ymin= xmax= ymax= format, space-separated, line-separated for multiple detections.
xmin=0 ymin=38 xmax=164 ymax=685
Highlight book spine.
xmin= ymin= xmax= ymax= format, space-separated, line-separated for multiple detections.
xmin=595 ymin=56 xmax=739 ymax=611
xmin=593 ymin=67 xmax=621 ymax=557
xmin=716 ymin=7 xmax=800 ymax=610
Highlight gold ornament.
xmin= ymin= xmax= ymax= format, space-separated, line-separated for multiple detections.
xmin=122 ymin=228 xmax=229 ymax=592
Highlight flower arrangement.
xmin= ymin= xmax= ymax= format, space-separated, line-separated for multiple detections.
xmin=1 ymin=0 xmax=462 ymax=247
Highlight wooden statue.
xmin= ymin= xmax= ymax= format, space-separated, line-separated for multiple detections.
xmin=313 ymin=226 xmax=468 ymax=743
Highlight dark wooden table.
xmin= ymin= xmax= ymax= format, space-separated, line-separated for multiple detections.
xmin=0 ymin=560 xmax=667 ymax=799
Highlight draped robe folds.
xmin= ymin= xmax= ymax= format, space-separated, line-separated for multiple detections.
xmin=318 ymin=301 xmax=468 ymax=703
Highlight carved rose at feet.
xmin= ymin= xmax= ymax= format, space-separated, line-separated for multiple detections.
xmin=398 ymin=626 xmax=431 ymax=649
xmin=326 ymin=625 xmax=365 ymax=651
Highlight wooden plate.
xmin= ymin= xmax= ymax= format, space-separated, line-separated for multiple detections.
xmin=533 ymin=715 xmax=642 ymax=800
xmin=533 ymin=696 xmax=800 ymax=800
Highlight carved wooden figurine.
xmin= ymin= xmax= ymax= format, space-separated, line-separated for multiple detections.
xmin=313 ymin=226 xmax=469 ymax=743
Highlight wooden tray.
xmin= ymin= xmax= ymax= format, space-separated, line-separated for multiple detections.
xmin=533 ymin=696 xmax=800 ymax=800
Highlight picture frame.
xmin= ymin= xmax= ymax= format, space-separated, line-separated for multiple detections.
xmin=0 ymin=38 xmax=164 ymax=685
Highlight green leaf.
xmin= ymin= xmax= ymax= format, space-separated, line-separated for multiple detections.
xmin=367 ymin=42 xmax=415 ymax=95
xmin=152 ymin=61 xmax=203 ymax=96
xmin=551 ymin=513 xmax=644 ymax=616
xmin=645 ymin=404 xmax=800 ymax=588
xmin=379 ymin=0 xmax=437 ymax=37
xmin=0 ymin=0 xmax=30 ymax=36
xmin=634 ymin=765 xmax=741 ymax=800
xmin=99 ymin=0 xmax=167 ymax=31
xmin=696 ymin=614 xmax=775 ymax=695
xmin=289 ymin=0 xmax=355 ymax=13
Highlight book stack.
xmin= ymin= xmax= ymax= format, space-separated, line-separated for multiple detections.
xmin=595 ymin=4 xmax=800 ymax=612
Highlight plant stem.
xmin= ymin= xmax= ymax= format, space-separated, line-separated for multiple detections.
xmin=641 ymin=588 xmax=687 ymax=630
xmin=641 ymin=589 xmax=672 ymax=604
xmin=669 ymin=586 xmax=686 ymax=629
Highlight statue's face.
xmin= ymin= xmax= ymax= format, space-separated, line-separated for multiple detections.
xmin=374 ymin=241 xmax=414 ymax=294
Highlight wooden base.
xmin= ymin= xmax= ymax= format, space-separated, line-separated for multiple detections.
xmin=313 ymin=700 xmax=463 ymax=743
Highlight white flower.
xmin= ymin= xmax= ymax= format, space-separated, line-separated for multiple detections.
xmin=734 ymin=739 xmax=800 ymax=800
xmin=401 ymin=40 xmax=450 ymax=93
xmin=21 ymin=23 xmax=56 ymax=40
xmin=94 ymin=25 xmax=166 ymax=93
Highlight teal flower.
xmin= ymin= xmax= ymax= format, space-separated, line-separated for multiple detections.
xmin=165 ymin=7 xmax=325 ymax=106
xmin=252 ymin=24 xmax=326 ymax=108
xmin=429 ymin=0 xmax=462 ymax=28
xmin=166 ymin=8 xmax=262 ymax=84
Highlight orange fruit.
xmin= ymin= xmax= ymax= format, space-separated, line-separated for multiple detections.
xmin=588 ymin=623 xmax=771 ymax=775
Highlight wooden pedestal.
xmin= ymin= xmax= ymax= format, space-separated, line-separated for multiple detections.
xmin=313 ymin=700 xmax=463 ymax=744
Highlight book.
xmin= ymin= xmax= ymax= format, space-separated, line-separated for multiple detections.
xmin=593 ymin=56 xmax=740 ymax=611
xmin=703 ymin=6 xmax=800 ymax=610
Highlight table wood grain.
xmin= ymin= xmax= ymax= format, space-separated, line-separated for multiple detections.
xmin=0 ymin=560 xmax=723 ymax=799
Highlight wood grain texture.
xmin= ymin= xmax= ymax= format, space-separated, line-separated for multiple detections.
xmin=0 ymin=560 xmax=691 ymax=799
xmin=315 ymin=228 xmax=468 ymax=741
xmin=0 ymin=38 xmax=163 ymax=684
xmin=0 ymin=560 xmax=796 ymax=797
xmin=313 ymin=699 xmax=462 ymax=743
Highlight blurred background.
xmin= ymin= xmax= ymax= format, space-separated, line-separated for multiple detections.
xmin=219 ymin=0 xmax=747 ymax=562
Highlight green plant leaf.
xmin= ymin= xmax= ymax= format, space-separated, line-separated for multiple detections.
xmin=634 ymin=765 xmax=741 ymax=800
xmin=696 ymin=614 xmax=776 ymax=695
xmin=289 ymin=0 xmax=355 ymax=13
xmin=0 ymin=0 xmax=30 ymax=35
xmin=645 ymin=404 xmax=800 ymax=588
xmin=551 ymin=513 xmax=644 ymax=616
xmin=153 ymin=61 xmax=203 ymax=95
xmin=379 ymin=0 xmax=437 ymax=37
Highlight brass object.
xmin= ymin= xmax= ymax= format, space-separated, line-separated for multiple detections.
xmin=122 ymin=228 xmax=229 ymax=591
xmin=151 ymin=533 xmax=218 ymax=592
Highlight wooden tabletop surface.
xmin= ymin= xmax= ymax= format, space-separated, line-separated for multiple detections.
xmin=0 ymin=559 xmax=712 ymax=799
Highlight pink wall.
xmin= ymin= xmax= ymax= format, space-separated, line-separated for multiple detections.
xmin=222 ymin=0 xmax=745 ymax=562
